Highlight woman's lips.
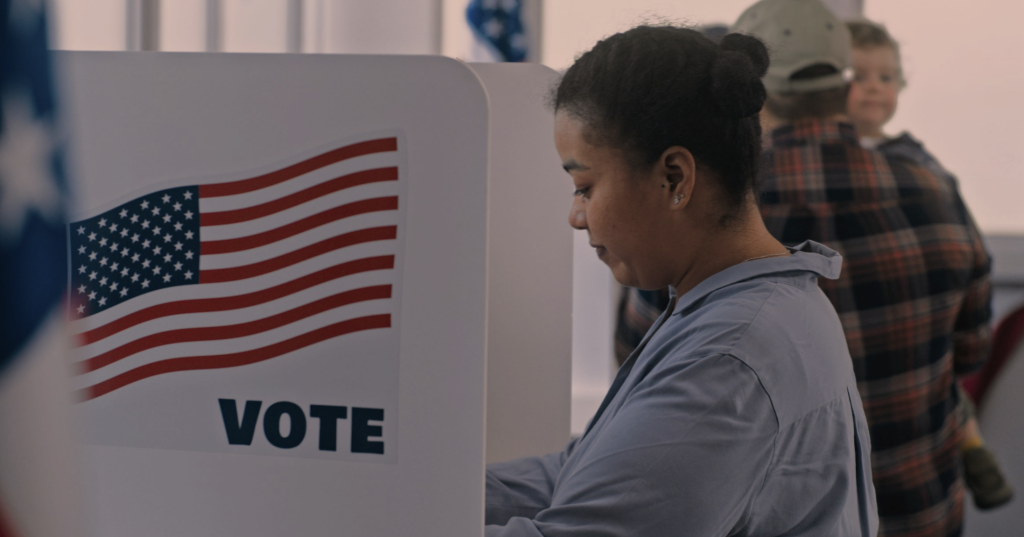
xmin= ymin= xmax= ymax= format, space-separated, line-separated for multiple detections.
xmin=593 ymin=245 xmax=607 ymax=259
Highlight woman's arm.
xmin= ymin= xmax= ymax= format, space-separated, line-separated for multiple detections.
xmin=485 ymin=439 xmax=577 ymax=526
xmin=486 ymin=354 xmax=777 ymax=536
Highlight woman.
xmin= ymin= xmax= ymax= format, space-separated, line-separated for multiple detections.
xmin=484 ymin=26 xmax=878 ymax=536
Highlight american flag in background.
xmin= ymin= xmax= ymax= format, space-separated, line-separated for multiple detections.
xmin=0 ymin=0 xmax=85 ymax=534
xmin=466 ymin=0 xmax=528 ymax=62
xmin=70 ymin=136 xmax=404 ymax=402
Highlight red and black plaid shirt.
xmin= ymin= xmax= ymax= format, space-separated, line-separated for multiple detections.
xmin=759 ymin=120 xmax=991 ymax=537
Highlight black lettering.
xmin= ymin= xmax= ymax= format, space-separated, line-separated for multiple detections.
xmin=310 ymin=404 xmax=348 ymax=451
xmin=351 ymin=407 xmax=384 ymax=454
xmin=218 ymin=399 xmax=262 ymax=445
xmin=263 ymin=401 xmax=307 ymax=449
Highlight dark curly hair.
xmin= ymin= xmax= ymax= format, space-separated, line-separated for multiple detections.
xmin=552 ymin=25 xmax=769 ymax=213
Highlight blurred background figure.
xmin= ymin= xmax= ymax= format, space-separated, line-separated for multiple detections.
xmin=0 ymin=0 xmax=85 ymax=535
xmin=845 ymin=18 xmax=1013 ymax=512
xmin=739 ymin=0 xmax=992 ymax=535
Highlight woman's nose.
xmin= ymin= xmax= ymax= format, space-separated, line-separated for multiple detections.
xmin=568 ymin=198 xmax=587 ymax=230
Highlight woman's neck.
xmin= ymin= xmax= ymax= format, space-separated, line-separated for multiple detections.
xmin=671 ymin=203 xmax=788 ymax=296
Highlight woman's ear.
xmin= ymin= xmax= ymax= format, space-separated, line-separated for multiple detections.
xmin=659 ymin=146 xmax=696 ymax=209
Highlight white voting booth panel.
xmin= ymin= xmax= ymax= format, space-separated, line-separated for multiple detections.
xmin=468 ymin=63 xmax=573 ymax=464
xmin=59 ymin=52 xmax=570 ymax=537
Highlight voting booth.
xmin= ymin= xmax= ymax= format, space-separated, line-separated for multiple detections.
xmin=58 ymin=52 xmax=572 ymax=536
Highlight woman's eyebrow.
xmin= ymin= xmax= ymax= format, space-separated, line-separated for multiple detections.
xmin=562 ymin=159 xmax=589 ymax=173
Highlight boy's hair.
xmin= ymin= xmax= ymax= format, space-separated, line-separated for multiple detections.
xmin=763 ymin=64 xmax=850 ymax=121
xmin=846 ymin=19 xmax=906 ymax=88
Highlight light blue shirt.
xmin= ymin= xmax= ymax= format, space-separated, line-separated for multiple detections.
xmin=485 ymin=241 xmax=878 ymax=536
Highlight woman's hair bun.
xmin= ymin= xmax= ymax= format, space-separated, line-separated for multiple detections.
xmin=710 ymin=33 xmax=769 ymax=118
xmin=719 ymin=33 xmax=769 ymax=77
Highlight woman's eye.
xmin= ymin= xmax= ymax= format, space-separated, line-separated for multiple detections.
xmin=573 ymin=187 xmax=589 ymax=197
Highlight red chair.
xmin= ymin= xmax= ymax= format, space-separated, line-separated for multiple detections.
xmin=962 ymin=304 xmax=1024 ymax=409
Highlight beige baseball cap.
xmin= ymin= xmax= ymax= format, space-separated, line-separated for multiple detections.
xmin=732 ymin=0 xmax=853 ymax=94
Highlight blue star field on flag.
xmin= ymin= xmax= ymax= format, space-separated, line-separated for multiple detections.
xmin=69 ymin=187 xmax=201 ymax=318
xmin=0 ymin=0 xmax=69 ymax=372
xmin=466 ymin=0 xmax=527 ymax=62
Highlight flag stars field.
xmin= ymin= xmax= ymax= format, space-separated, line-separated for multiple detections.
xmin=69 ymin=186 xmax=200 ymax=317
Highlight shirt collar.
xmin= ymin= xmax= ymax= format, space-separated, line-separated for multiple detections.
xmin=769 ymin=119 xmax=860 ymax=148
xmin=670 ymin=240 xmax=842 ymax=315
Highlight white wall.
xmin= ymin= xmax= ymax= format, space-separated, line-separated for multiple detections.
xmin=221 ymin=0 xmax=290 ymax=52
xmin=161 ymin=0 xmax=207 ymax=52
xmin=541 ymin=0 xmax=754 ymax=71
xmin=314 ymin=0 xmax=440 ymax=55
xmin=51 ymin=0 xmax=440 ymax=55
xmin=51 ymin=0 xmax=127 ymax=51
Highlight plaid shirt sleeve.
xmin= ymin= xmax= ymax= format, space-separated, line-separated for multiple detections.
xmin=950 ymin=195 xmax=992 ymax=376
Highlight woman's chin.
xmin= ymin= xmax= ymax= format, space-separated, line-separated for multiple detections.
xmin=609 ymin=266 xmax=641 ymax=288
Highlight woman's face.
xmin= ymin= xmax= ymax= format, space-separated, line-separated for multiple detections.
xmin=554 ymin=112 xmax=676 ymax=289
xmin=847 ymin=45 xmax=900 ymax=137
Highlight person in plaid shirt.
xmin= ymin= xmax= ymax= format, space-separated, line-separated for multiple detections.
xmin=845 ymin=18 xmax=1012 ymax=512
xmin=734 ymin=1 xmax=992 ymax=535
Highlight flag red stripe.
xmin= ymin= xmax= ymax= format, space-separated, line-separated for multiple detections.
xmin=79 ymin=314 xmax=392 ymax=401
xmin=199 ymin=138 xmax=398 ymax=198
xmin=81 ymin=285 xmax=392 ymax=373
xmin=200 ymin=167 xmax=398 ymax=226
xmin=201 ymin=197 xmax=398 ymax=255
xmin=76 ymin=255 xmax=394 ymax=346
xmin=199 ymin=226 xmax=396 ymax=284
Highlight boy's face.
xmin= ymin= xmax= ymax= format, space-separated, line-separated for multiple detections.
xmin=847 ymin=45 xmax=900 ymax=136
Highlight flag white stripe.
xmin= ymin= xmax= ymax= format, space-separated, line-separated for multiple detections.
xmin=198 ymin=151 xmax=400 ymax=212
xmin=69 ymin=239 xmax=395 ymax=333
xmin=198 ymin=180 xmax=399 ymax=241
xmin=74 ymin=270 xmax=392 ymax=359
xmin=72 ymin=299 xmax=390 ymax=391
xmin=198 ymin=209 xmax=397 ymax=270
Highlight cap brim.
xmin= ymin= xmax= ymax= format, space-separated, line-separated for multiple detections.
xmin=765 ymin=62 xmax=852 ymax=93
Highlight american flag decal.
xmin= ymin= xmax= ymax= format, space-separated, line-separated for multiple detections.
xmin=69 ymin=136 xmax=404 ymax=401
